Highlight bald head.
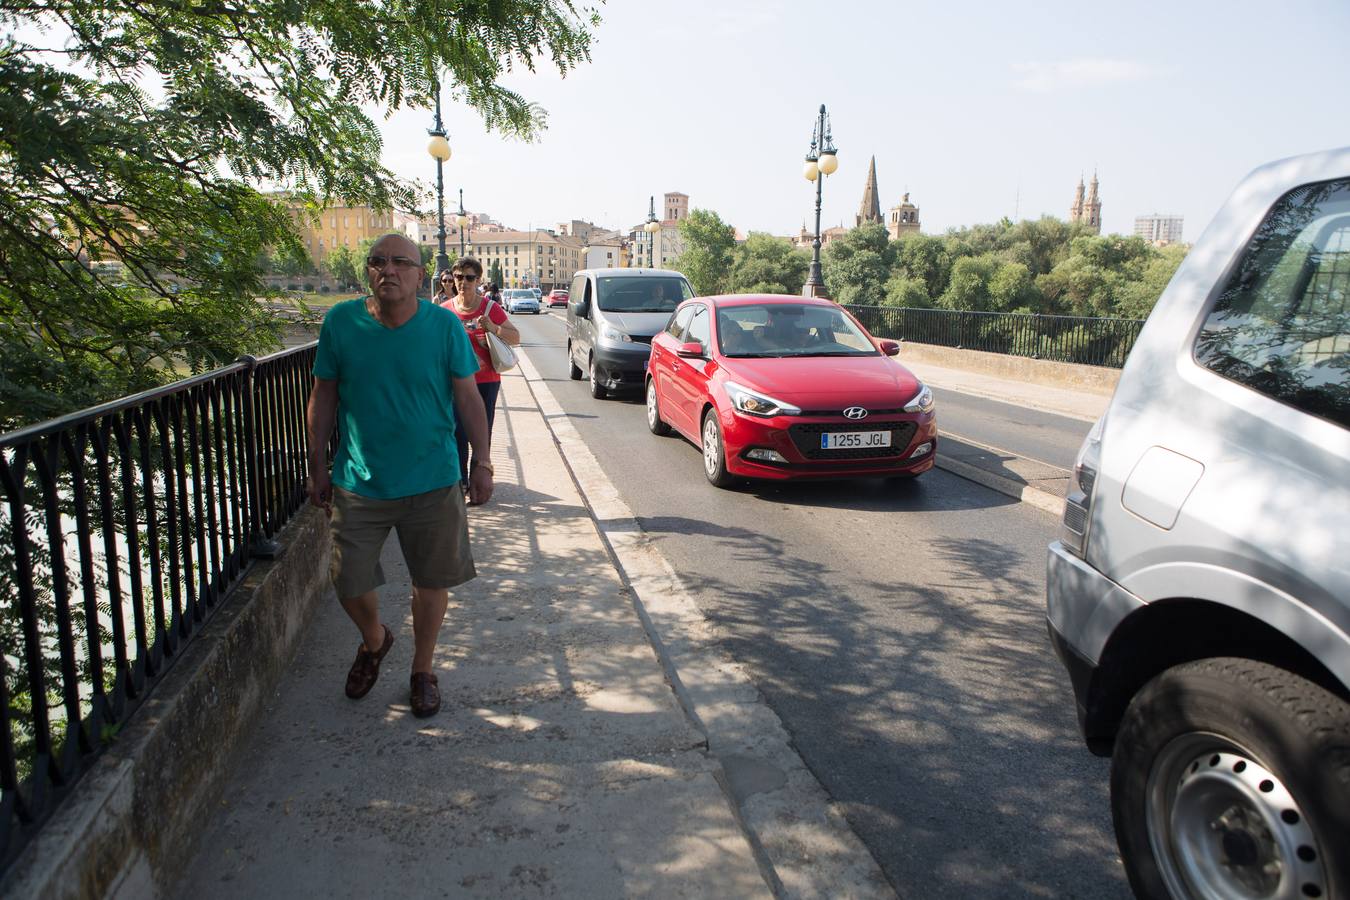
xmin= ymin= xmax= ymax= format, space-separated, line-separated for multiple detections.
xmin=369 ymin=232 xmax=420 ymax=260
xmin=366 ymin=232 xmax=425 ymax=306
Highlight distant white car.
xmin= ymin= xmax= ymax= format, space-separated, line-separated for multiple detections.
xmin=502 ymin=289 xmax=540 ymax=315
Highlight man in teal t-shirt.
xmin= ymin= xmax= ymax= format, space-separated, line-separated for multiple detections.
xmin=307 ymin=233 xmax=492 ymax=718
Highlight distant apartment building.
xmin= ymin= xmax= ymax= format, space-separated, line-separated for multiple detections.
xmin=466 ymin=229 xmax=585 ymax=290
xmin=570 ymin=227 xmax=626 ymax=270
xmin=1134 ymin=214 xmax=1184 ymax=245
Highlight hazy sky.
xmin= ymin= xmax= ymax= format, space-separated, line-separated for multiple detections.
xmin=374 ymin=0 xmax=1350 ymax=243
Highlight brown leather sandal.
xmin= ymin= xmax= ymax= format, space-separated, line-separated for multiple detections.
xmin=344 ymin=624 xmax=394 ymax=699
xmin=409 ymin=671 xmax=441 ymax=718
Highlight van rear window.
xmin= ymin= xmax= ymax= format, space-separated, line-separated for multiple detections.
xmin=1195 ymin=179 xmax=1350 ymax=428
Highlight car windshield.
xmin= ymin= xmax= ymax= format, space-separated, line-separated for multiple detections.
xmin=716 ymin=304 xmax=878 ymax=358
xmin=596 ymin=276 xmax=693 ymax=313
xmin=506 ymin=291 xmax=533 ymax=300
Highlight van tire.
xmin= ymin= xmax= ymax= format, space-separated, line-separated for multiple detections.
xmin=1110 ymin=658 xmax=1350 ymax=900
xmin=588 ymin=356 xmax=606 ymax=399
xmin=567 ymin=343 xmax=582 ymax=380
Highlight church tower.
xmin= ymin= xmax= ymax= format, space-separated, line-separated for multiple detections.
xmin=856 ymin=156 xmax=883 ymax=227
xmin=1084 ymin=172 xmax=1101 ymax=233
xmin=888 ymin=193 xmax=921 ymax=239
xmin=1069 ymin=172 xmax=1102 ymax=234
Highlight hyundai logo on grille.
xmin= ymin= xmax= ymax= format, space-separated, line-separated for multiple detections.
xmin=843 ymin=406 xmax=869 ymax=420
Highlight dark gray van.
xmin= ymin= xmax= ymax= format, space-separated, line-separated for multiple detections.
xmin=566 ymin=268 xmax=694 ymax=398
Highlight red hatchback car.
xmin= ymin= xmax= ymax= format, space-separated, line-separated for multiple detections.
xmin=646 ymin=294 xmax=937 ymax=486
xmin=547 ymin=289 xmax=569 ymax=308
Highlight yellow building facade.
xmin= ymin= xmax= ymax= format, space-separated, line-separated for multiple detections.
xmin=466 ymin=230 xmax=585 ymax=290
xmin=285 ymin=203 xmax=398 ymax=265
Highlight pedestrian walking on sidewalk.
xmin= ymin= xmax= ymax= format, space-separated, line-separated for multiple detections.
xmin=440 ymin=256 xmax=519 ymax=503
xmin=306 ymin=233 xmax=494 ymax=718
xmin=432 ymin=268 xmax=455 ymax=304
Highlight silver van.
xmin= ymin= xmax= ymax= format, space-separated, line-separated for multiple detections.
xmin=566 ymin=267 xmax=694 ymax=398
xmin=1047 ymin=148 xmax=1349 ymax=899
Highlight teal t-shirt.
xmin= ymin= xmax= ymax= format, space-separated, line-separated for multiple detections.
xmin=313 ymin=297 xmax=480 ymax=499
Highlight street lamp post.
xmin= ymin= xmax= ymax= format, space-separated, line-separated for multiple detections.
xmin=643 ymin=196 xmax=660 ymax=268
xmin=426 ymin=85 xmax=452 ymax=280
xmin=801 ymin=104 xmax=839 ymax=297
xmin=456 ymin=188 xmax=468 ymax=258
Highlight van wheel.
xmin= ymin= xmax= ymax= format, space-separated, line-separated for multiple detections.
xmin=567 ymin=342 xmax=582 ymax=380
xmin=588 ymin=356 xmax=606 ymax=399
xmin=701 ymin=410 xmax=734 ymax=488
xmin=1111 ymin=658 xmax=1349 ymax=900
xmin=646 ymin=379 xmax=670 ymax=436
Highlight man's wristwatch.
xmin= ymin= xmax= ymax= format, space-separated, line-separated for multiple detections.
xmin=472 ymin=459 xmax=494 ymax=476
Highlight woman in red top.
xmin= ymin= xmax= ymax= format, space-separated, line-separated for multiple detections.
xmin=440 ymin=257 xmax=520 ymax=496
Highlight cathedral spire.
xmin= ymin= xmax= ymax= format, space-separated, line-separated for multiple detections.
xmin=856 ymin=155 xmax=882 ymax=227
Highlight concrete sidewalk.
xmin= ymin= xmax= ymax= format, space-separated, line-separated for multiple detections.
xmin=173 ymin=368 xmax=891 ymax=899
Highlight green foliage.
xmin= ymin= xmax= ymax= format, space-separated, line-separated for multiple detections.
xmin=883 ymin=273 xmax=931 ymax=308
xmin=661 ymin=205 xmax=1185 ymax=322
xmin=726 ymin=232 xmax=809 ymax=295
xmin=324 ymin=246 xmax=359 ymax=289
xmin=1113 ymin=243 xmax=1188 ymax=318
xmin=488 ymin=260 xmax=505 ymax=289
xmin=822 ymin=223 xmax=894 ymax=305
xmin=669 ymin=209 xmax=736 ymax=295
xmin=0 ymin=0 xmax=600 ymax=429
xmin=893 ymin=233 xmax=953 ymax=300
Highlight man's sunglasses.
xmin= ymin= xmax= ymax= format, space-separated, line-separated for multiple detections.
xmin=365 ymin=255 xmax=421 ymax=270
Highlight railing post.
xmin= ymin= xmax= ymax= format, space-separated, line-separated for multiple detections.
xmin=237 ymin=355 xmax=279 ymax=560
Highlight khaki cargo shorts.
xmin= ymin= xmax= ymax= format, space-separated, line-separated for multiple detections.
xmin=330 ymin=485 xmax=476 ymax=599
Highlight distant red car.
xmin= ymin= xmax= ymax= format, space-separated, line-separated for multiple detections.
xmin=547 ymin=289 xmax=569 ymax=308
xmin=646 ymin=294 xmax=937 ymax=487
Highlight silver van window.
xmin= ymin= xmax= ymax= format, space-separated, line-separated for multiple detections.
xmin=1195 ymin=178 xmax=1350 ymax=427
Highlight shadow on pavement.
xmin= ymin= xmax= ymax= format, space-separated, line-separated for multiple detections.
xmin=639 ymin=515 xmax=1126 ymax=897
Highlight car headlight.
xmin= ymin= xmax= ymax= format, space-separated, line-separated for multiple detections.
xmin=601 ymin=325 xmax=633 ymax=343
xmin=904 ymin=383 xmax=934 ymax=414
xmin=725 ymin=381 xmax=801 ymax=418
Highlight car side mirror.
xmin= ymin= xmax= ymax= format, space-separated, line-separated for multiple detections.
xmin=676 ymin=341 xmax=705 ymax=359
xmin=576 ymin=299 xmax=590 ymax=318
xmin=878 ymin=339 xmax=901 ymax=356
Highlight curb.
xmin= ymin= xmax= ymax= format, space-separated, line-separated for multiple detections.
xmin=512 ymin=349 xmax=896 ymax=900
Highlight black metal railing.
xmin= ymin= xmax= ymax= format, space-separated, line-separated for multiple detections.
xmin=0 ymin=343 xmax=317 ymax=871
xmin=844 ymin=306 xmax=1146 ymax=368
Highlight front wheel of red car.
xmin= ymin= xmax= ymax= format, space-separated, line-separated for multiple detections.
xmin=701 ymin=410 xmax=734 ymax=488
xmin=1110 ymin=658 xmax=1349 ymax=900
xmin=646 ymin=379 xmax=670 ymax=436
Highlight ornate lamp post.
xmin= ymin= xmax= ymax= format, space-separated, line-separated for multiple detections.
xmin=643 ymin=196 xmax=660 ymax=268
xmin=456 ymin=188 xmax=468 ymax=258
xmin=426 ymin=86 xmax=452 ymax=280
xmin=801 ymin=104 xmax=839 ymax=297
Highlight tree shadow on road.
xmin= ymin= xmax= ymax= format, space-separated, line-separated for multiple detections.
xmin=635 ymin=513 xmax=1126 ymax=898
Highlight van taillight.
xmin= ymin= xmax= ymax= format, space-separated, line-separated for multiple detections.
xmin=1061 ymin=461 xmax=1097 ymax=557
